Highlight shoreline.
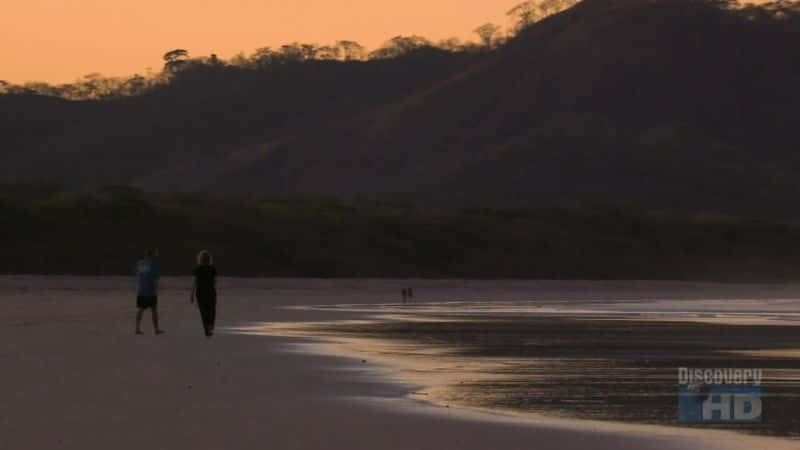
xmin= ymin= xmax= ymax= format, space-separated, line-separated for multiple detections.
xmin=250 ymin=328 xmax=797 ymax=450
xmin=5 ymin=273 xmax=800 ymax=285
xmin=241 ymin=300 xmax=800 ymax=449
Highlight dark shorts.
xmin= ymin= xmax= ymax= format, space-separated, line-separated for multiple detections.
xmin=137 ymin=295 xmax=158 ymax=309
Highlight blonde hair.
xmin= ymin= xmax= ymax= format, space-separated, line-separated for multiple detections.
xmin=196 ymin=250 xmax=213 ymax=266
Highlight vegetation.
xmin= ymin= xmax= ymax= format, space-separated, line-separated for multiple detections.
xmin=3 ymin=184 xmax=800 ymax=280
xmin=1 ymin=0 xmax=798 ymax=224
xmin=1 ymin=0 xmax=793 ymax=100
xmin=0 ymin=0 xmax=584 ymax=100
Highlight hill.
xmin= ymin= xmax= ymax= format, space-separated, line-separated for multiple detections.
xmin=2 ymin=0 xmax=798 ymax=216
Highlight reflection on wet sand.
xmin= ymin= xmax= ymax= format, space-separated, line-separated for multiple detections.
xmin=241 ymin=300 xmax=800 ymax=439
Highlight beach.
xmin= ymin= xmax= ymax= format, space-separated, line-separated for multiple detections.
xmin=2 ymin=276 xmax=799 ymax=450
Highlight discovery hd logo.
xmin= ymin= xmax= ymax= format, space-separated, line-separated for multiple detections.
xmin=678 ymin=368 xmax=763 ymax=424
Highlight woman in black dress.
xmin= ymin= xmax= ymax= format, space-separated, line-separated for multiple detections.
xmin=190 ymin=250 xmax=217 ymax=337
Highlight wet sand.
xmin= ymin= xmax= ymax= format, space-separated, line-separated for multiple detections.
xmin=265 ymin=311 xmax=800 ymax=437
xmin=2 ymin=276 xmax=799 ymax=450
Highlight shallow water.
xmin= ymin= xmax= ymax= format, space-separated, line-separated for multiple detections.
xmin=260 ymin=298 xmax=800 ymax=438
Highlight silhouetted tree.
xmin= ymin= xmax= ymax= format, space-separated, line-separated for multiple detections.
xmin=122 ymin=75 xmax=143 ymax=95
xmin=316 ymin=45 xmax=341 ymax=60
xmin=251 ymin=46 xmax=273 ymax=59
xmin=22 ymin=82 xmax=57 ymax=96
xmin=279 ymin=43 xmax=306 ymax=62
xmin=77 ymin=73 xmax=124 ymax=99
xmin=507 ymin=1 xmax=538 ymax=32
xmin=300 ymin=44 xmax=319 ymax=60
xmin=207 ymin=53 xmax=223 ymax=66
xmin=230 ymin=52 xmax=251 ymax=68
xmin=507 ymin=0 xmax=580 ymax=33
xmin=370 ymin=35 xmax=432 ymax=59
xmin=163 ymin=49 xmax=190 ymax=72
xmin=474 ymin=23 xmax=502 ymax=48
xmin=336 ymin=41 xmax=366 ymax=61
xmin=250 ymin=46 xmax=275 ymax=67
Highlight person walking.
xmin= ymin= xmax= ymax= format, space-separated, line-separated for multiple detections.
xmin=135 ymin=249 xmax=165 ymax=335
xmin=190 ymin=250 xmax=217 ymax=337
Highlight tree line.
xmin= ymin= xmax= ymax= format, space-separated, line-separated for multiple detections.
xmin=0 ymin=0 xmax=581 ymax=100
xmin=5 ymin=182 xmax=800 ymax=280
xmin=0 ymin=0 xmax=793 ymax=100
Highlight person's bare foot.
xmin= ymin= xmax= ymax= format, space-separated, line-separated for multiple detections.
xmin=135 ymin=330 xmax=144 ymax=335
xmin=155 ymin=329 xmax=165 ymax=335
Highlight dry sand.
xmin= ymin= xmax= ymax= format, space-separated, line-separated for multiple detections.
xmin=2 ymin=276 xmax=798 ymax=450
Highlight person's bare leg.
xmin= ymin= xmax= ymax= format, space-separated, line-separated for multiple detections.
xmin=152 ymin=307 xmax=164 ymax=334
xmin=135 ymin=309 xmax=144 ymax=335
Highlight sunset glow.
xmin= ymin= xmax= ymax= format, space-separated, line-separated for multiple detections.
xmin=1 ymin=0 xmax=527 ymax=84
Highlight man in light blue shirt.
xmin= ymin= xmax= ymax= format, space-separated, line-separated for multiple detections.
xmin=135 ymin=249 xmax=164 ymax=335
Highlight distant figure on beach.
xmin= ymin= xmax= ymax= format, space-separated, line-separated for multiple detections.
xmin=135 ymin=249 xmax=164 ymax=335
xmin=190 ymin=250 xmax=217 ymax=337
xmin=408 ymin=287 xmax=414 ymax=299
xmin=401 ymin=288 xmax=408 ymax=304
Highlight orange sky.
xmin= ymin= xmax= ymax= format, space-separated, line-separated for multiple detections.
xmin=1 ymin=0 xmax=524 ymax=84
